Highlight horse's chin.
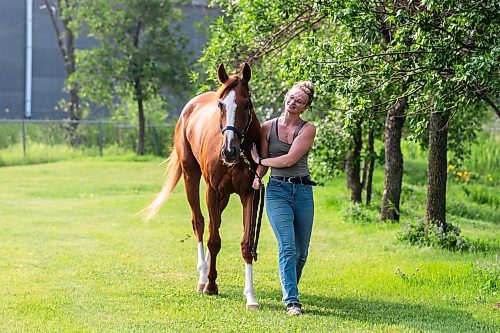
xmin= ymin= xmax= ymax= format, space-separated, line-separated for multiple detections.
xmin=221 ymin=158 xmax=238 ymax=167
xmin=221 ymin=150 xmax=239 ymax=167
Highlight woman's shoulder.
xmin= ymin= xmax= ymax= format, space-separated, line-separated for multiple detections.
xmin=301 ymin=120 xmax=316 ymax=133
xmin=260 ymin=119 xmax=275 ymax=140
xmin=261 ymin=118 xmax=276 ymax=130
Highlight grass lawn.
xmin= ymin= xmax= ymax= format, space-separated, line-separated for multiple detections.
xmin=0 ymin=158 xmax=498 ymax=332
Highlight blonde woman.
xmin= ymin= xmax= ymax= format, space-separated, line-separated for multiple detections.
xmin=251 ymin=81 xmax=317 ymax=315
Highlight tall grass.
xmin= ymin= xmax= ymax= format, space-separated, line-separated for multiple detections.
xmin=0 ymin=121 xmax=174 ymax=164
xmin=462 ymin=132 xmax=500 ymax=177
xmin=0 ymin=143 xmax=136 ymax=167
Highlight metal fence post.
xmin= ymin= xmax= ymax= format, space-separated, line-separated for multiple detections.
xmin=21 ymin=119 xmax=27 ymax=160
xmin=98 ymin=121 xmax=103 ymax=156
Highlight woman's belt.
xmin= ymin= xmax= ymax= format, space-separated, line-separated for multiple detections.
xmin=270 ymin=176 xmax=317 ymax=186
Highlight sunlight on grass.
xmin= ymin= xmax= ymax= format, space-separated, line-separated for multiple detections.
xmin=0 ymin=159 xmax=498 ymax=332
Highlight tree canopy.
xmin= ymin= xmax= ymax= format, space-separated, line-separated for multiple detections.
xmin=70 ymin=0 xmax=192 ymax=154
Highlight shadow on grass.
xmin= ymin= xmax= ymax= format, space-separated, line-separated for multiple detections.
xmin=245 ymin=289 xmax=498 ymax=333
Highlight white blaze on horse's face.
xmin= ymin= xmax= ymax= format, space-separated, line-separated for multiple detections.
xmin=221 ymin=90 xmax=240 ymax=164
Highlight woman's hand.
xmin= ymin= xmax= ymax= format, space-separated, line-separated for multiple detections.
xmin=251 ymin=144 xmax=260 ymax=164
xmin=252 ymin=176 xmax=262 ymax=190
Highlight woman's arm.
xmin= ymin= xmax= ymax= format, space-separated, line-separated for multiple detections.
xmin=251 ymin=121 xmax=271 ymax=189
xmin=258 ymin=123 xmax=316 ymax=168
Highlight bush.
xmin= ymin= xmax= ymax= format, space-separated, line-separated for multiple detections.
xmin=397 ymin=218 xmax=487 ymax=252
xmin=343 ymin=203 xmax=381 ymax=224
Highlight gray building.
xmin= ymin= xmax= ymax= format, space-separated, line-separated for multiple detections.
xmin=0 ymin=0 xmax=218 ymax=119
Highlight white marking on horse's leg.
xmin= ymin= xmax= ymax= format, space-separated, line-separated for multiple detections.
xmin=197 ymin=242 xmax=208 ymax=289
xmin=205 ymin=249 xmax=211 ymax=270
xmin=244 ymin=263 xmax=259 ymax=309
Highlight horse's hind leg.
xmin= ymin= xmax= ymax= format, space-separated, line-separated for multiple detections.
xmin=179 ymin=151 xmax=207 ymax=293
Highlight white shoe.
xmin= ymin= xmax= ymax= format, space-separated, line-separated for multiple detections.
xmin=286 ymin=303 xmax=302 ymax=316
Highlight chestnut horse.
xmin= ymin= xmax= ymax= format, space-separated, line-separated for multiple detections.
xmin=144 ymin=63 xmax=261 ymax=308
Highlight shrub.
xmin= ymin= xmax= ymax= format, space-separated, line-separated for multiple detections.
xmin=343 ymin=203 xmax=380 ymax=224
xmin=397 ymin=218 xmax=486 ymax=252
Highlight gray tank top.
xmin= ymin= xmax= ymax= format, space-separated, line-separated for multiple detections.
xmin=268 ymin=117 xmax=310 ymax=177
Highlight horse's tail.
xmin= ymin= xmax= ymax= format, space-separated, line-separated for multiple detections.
xmin=142 ymin=149 xmax=182 ymax=221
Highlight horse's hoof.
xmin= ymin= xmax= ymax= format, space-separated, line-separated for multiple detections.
xmin=196 ymin=284 xmax=206 ymax=294
xmin=246 ymin=304 xmax=260 ymax=310
xmin=203 ymin=286 xmax=218 ymax=295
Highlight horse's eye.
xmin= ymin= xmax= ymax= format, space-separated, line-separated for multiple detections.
xmin=217 ymin=101 xmax=224 ymax=109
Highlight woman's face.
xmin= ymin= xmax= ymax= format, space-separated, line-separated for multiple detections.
xmin=285 ymin=87 xmax=309 ymax=114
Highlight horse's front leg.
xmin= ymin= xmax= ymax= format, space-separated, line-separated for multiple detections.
xmin=179 ymin=154 xmax=207 ymax=293
xmin=241 ymin=190 xmax=259 ymax=309
xmin=204 ymin=187 xmax=229 ymax=295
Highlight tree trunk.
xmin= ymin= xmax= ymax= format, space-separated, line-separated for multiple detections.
xmin=361 ymin=153 xmax=368 ymax=189
xmin=346 ymin=119 xmax=362 ymax=203
xmin=135 ymin=78 xmax=146 ymax=155
xmin=44 ymin=0 xmax=81 ymax=145
xmin=67 ymin=83 xmax=81 ymax=146
xmin=425 ymin=109 xmax=450 ymax=230
xmin=365 ymin=128 xmax=375 ymax=205
xmin=381 ymin=83 xmax=408 ymax=221
xmin=65 ymin=22 xmax=78 ymax=121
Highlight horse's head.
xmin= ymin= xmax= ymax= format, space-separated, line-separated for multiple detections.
xmin=216 ymin=63 xmax=252 ymax=165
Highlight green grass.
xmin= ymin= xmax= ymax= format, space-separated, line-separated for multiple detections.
xmin=0 ymin=159 xmax=498 ymax=332
xmin=0 ymin=143 xmax=141 ymax=167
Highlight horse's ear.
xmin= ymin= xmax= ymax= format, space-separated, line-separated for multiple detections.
xmin=217 ymin=63 xmax=229 ymax=84
xmin=241 ymin=63 xmax=252 ymax=83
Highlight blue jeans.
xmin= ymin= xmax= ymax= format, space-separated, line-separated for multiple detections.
xmin=266 ymin=177 xmax=314 ymax=306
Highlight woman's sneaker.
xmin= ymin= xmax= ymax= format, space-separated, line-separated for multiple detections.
xmin=286 ymin=303 xmax=302 ymax=316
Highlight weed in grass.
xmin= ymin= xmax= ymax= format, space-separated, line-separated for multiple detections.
xmin=473 ymin=255 xmax=500 ymax=295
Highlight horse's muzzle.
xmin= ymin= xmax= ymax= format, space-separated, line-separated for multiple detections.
xmin=222 ymin=145 xmax=239 ymax=164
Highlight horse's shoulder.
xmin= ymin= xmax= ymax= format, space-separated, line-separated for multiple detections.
xmin=181 ymin=92 xmax=217 ymax=119
xmin=185 ymin=91 xmax=216 ymax=107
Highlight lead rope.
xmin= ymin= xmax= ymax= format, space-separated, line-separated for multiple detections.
xmin=235 ymin=102 xmax=264 ymax=262
xmin=253 ymin=185 xmax=265 ymax=261
xmin=240 ymin=149 xmax=264 ymax=262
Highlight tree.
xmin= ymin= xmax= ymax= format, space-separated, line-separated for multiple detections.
xmin=201 ymin=0 xmax=498 ymax=228
xmin=71 ymin=0 xmax=191 ymax=155
xmin=394 ymin=0 xmax=498 ymax=228
xmin=40 ymin=0 xmax=83 ymax=144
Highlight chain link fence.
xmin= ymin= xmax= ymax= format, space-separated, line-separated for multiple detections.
xmin=0 ymin=119 xmax=175 ymax=159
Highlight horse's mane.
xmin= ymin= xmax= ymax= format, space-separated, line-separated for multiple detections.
xmin=216 ymin=75 xmax=240 ymax=99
